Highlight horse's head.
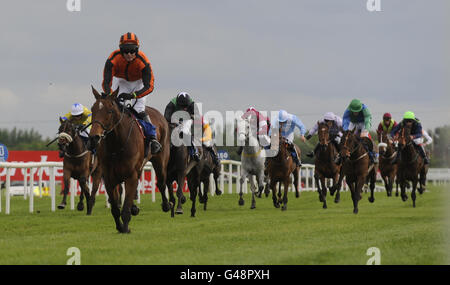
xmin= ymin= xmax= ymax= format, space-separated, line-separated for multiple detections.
xmin=88 ymin=86 xmax=120 ymax=151
xmin=317 ymin=121 xmax=330 ymax=147
xmin=57 ymin=118 xmax=77 ymax=154
xmin=237 ymin=118 xmax=258 ymax=147
xmin=339 ymin=129 xmax=358 ymax=160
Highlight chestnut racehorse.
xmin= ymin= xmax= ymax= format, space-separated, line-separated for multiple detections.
xmin=314 ymin=122 xmax=341 ymax=209
xmin=56 ymin=119 xmax=102 ymax=215
xmin=88 ymin=87 xmax=170 ymax=233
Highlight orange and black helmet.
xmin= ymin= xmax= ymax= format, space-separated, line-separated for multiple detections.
xmin=119 ymin=32 xmax=139 ymax=46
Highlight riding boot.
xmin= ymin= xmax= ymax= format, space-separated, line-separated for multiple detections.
xmin=306 ymin=143 xmax=319 ymax=158
xmin=190 ymin=137 xmax=200 ymax=162
xmin=416 ymin=145 xmax=430 ymax=164
xmin=210 ymin=147 xmax=220 ymax=166
xmin=236 ymin=146 xmax=243 ymax=156
xmin=139 ymin=112 xmax=162 ymax=155
xmin=289 ymin=143 xmax=302 ymax=167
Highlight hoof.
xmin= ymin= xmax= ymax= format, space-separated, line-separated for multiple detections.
xmin=131 ymin=205 xmax=140 ymax=216
xmin=77 ymin=203 xmax=84 ymax=211
xmin=353 ymin=208 xmax=359 ymax=214
xmin=250 ymin=203 xmax=256 ymax=209
xmin=401 ymin=195 xmax=408 ymax=202
xmin=281 ymin=205 xmax=287 ymax=211
xmin=319 ymin=194 xmax=323 ymax=202
xmin=368 ymin=197 xmax=375 ymax=203
xmin=238 ymin=199 xmax=245 ymax=206
xmin=323 ymin=204 xmax=327 ymax=209
xmin=181 ymin=195 xmax=187 ymax=204
xmin=216 ymin=190 xmax=222 ymax=196
xmin=176 ymin=207 xmax=184 ymax=215
xmin=295 ymin=192 xmax=299 ymax=198
xmin=161 ymin=202 xmax=170 ymax=212
xmin=57 ymin=203 xmax=66 ymax=210
xmin=334 ymin=195 xmax=340 ymax=203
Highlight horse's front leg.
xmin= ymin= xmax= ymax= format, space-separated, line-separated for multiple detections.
xmin=271 ymin=180 xmax=279 ymax=208
xmin=78 ymin=176 xmax=90 ymax=212
xmin=175 ymin=173 xmax=186 ymax=215
xmin=250 ymin=175 xmax=257 ymax=209
xmin=87 ymin=169 xmax=101 ymax=215
xmin=293 ymin=167 xmax=300 ymax=198
xmin=58 ymin=170 xmax=71 ymax=210
xmin=121 ymin=176 xmax=139 ymax=234
xmin=238 ymin=171 xmax=247 ymax=206
xmin=281 ymin=179 xmax=290 ymax=211
xmin=314 ymin=172 xmax=323 ymax=202
xmin=333 ymin=172 xmax=341 ymax=203
xmin=329 ymin=167 xmax=344 ymax=196
xmin=104 ymin=181 xmax=123 ymax=233
xmin=188 ymin=179 xmax=198 ymax=217
xmin=411 ymin=178 xmax=418 ymax=208
xmin=368 ymin=171 xmax=376 ymax=203
xmin=320 ymin=176 xmax=327 ymax=209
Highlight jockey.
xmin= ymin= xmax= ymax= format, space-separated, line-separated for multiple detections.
xmin=194 ymin=116 xmax=220 ymax=166
xmin=305 ymin=112 xmax=343 ymax=158
xmin=102 ymin=32 xmax=161 ymax=154
xmin=268 ymin=110 xmax=306 ymax=167
xmin=61 ymin=103 xmax=92 ymax=146
xmin=376 ymin=112 xmax=397 ymax=143
xmin=164 ymin=92 xmax=201 ymax=161
xmin=236 ymin=107 xmax=271 ymax=156
xmin=342 ymin=99 xmax=378 ymax=164
xmin=390 ymin=111 xmax=429 ymax=164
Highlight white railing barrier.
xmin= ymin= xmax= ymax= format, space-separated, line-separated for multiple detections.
xmin=1 ymin=160 xmax=448 ymax=214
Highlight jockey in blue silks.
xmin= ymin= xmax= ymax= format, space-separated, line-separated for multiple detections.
xmin=268 ymin=110 xmax=306 ymax=167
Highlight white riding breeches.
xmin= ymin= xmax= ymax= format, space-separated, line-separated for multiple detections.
xmin=111 ymin=77 xmax=146 ymax=113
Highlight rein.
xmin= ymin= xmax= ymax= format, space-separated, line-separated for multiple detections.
xmin=58 ymin=123 xmax=89 ymax=159
xmin=92 ymin=100 xmax=136 ymax=156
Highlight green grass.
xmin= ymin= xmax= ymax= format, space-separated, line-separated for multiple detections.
xmin=0 ymin=184 xmax=449 ymax=265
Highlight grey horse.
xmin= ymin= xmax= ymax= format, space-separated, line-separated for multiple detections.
xmin=237 ymin=118 xmax=267 ymax=209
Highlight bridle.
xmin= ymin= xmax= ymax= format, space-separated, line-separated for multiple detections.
xmin=58 ymin=121 xmax=89 ymax=158
xmin=341 ymin=131 xmax=367 ymax=162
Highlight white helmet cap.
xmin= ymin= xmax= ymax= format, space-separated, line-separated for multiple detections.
xmin=324 ymin=112 xmax=335 ymax=121
xmin=71 ymin=103 xmax=84 ymax=116
xmin=278 ymin=110 xmax=289 ymax=122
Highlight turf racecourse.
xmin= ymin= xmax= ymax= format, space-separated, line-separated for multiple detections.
xmin=0 ymin=185 xmax=449 ymax=265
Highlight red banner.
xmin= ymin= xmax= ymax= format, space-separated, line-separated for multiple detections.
xmin=0 ymin=151 xmax=189 ymax=193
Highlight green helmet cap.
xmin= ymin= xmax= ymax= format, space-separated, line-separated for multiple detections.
xmin=348 ymin=99 xmax=363 ymax=113
xmin=403 ymin=111 xmax=415 ymax=120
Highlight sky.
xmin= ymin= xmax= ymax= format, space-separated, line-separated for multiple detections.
xmin=0 ymin=0 xmax=448 ymax=140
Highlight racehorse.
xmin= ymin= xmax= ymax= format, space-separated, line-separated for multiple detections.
xmin=88 ymin=87 xmax=170 ymax=233
xmin=265 ymin=129 xmax=300 ymax=211
xmin=237 ymin=118 xmax=266 ymax=209
xmin=396 ymin=124 xmax=427 ymax=207
xmin=198 ymin=145 xmax=222 ymax=211
xmin=333 ymin=130 xmax=376 ymax=214
xmin=56 ymin=119 xmax=102 ymax=215
xmin=313 ymin=122 xmax=341 ymax=209
xmin=378 ymin=131 xmax=398 ymax=197
xmin=166 ymin=123 xmax=198 ymax=215
xmin=186 ymin=146 xmax=205 ymax=217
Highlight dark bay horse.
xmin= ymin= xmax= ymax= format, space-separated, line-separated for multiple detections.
xmin=266 ymin=130 xmax=300 ymax=211
xmin=314 ymin=122 xmax=341 ymax=209
xmin=198 ymin=145 xmax=222 ymax=211
xmin=334 ymin=130 xmax=376 ymax=214
xmin=396 ymin=125 xmax=427 ymax=207
xmin=378 ymin=131 xmax=398 ymax=197
xmin=88 ymin=87 xmax=171 ymax=233
xmin=56 ymin=119 xmax=102 ymax=215
xmin=166 ymin=123 xmax=198 ymax=215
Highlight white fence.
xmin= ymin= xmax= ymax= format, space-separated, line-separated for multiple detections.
xmin=1 ymin=160 xmax=448 ymax=214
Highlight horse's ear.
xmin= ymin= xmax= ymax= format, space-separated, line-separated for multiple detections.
xmin=110 ymin=88 xmax=119 ymax=100
xmin=317 ymin=121 xmax=320 ymax=126
xmin=91 ymin=85 xmax=101 ymax=100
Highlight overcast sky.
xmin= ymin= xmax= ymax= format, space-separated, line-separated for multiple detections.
xmin=0 ymin=0 xmax=448 ymax=139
